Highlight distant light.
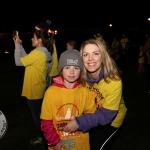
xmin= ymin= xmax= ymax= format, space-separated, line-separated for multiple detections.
xmin=48 ymin=29 xmax=57 ymax=35
xmin=48 ymin=29 xmax=51 ymax=33
xmin=5 ymin=50 xmax=9 ymax=54
xmin=109 ymin=24 xmax=112 ymax=27
xmin=148 ymin=18 xmax=150 ymax=22
xmin=55 ymin=30 xmax=57 ymax=34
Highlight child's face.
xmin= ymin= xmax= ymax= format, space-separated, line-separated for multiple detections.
xmin=62 ymin=66 xmax=80 ymax=86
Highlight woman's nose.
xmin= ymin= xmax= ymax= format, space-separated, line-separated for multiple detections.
xmin=88 ymin=54 xmax=93 ymax=60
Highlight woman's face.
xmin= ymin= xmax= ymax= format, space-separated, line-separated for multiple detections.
xmin=31 ymin=34 xmax=40 ymax=47
xmin=82 ymin=44 xmax=102 ymax=73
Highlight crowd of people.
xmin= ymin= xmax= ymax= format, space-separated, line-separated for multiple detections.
xmin=17 ymin=19 xmax=150 ymax=150
xmin=94 ymin=33 xmax=130 ymax=68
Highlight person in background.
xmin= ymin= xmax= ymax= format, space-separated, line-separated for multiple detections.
xmin=14 ymin=20 xmax=54 ymax=144
xmin=36 ymin=20 xmax=59 ymax=87
xmin=64 ymin=39 xmax=127 ymax=150
xmin=66 ymin=40 xmax=77 ymax=50
xmin=112 ymin=37 xmax=120 ymax=52
xmin=94 ymin=33 xmax=106 ymax=45
xmin=111 ymin=37 xmax=121 ymax=65
xmin=40 ymin=50 xmax=96 ymax=150
xmin=138 ymin=45 xmax=145 ymax=74
xmin=120 ymin=33 xmax=129 ymax=54
xmin=143 ymin=31 xmax=150 ymax=93
xmin=120 ymin=33 xmax=129 ymax=68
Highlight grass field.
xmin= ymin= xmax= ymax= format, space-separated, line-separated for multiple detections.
xmin=0 ymin=53 xmax=150 ymax=150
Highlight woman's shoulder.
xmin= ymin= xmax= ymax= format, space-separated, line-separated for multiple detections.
xmin=95 ymin=78 xmax=122 ymax=88
xmin=103 ymin=78 xmax=122 ymax=91
xmin=29 ymin=49 xmax=47 ymax=57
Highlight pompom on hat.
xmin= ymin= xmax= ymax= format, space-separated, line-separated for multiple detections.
xmin=58 ymin=50 xmax=83 ymax=72
xmin=35 ymin=20 xmax=51 ymax=31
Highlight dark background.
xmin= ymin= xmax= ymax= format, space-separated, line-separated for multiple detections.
xmin=0 ymin=1 xmax=150 ymax=31
xmin=1 ymin=2 xmax=150 ymax=150
xmin=0 ymin=1 xmax=150 ymax=56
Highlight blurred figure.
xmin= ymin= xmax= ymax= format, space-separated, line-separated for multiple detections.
xmin=94 ymin=33 xmax=106 ymax=45
xmin=138 ymin=45 xmax=145 ymax=74
xmin=143 ymin=31 xmax=150 ymax=92
xmin=112 ymin=37 xmax=120 ymax=54
xmin=120 ymin=33 xmax=129 ymax=54
xmin=111 ymin=37 xmax=121 ymax=65
xmin=66 ymin=40 xmax=77 ymax=50
xmin=120 ymin=33 xmax=129 ymax=67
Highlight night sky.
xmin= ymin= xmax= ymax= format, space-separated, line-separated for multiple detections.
xmin=0 ymin=1 xmax=150 ymax=32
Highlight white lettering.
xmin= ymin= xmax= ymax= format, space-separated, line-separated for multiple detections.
xmin=67 ymin=59 xmax=78 ymax=65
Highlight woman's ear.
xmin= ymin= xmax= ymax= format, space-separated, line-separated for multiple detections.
xmin=38 ymin=38 xmax=42 ymax=43
xmin=38 ymin=38 xmax=43 ymax=46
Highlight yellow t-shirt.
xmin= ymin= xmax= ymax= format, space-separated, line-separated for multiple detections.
xmin=120 ymin=38 xmax=129 ymax=49
xmin=21 ymin=49 xmax=48 ymax=99
xmin=138 ymin=51 xmax=145 ymax=64
xmin=86 ymin=78 xmax=127 ymax=128
xmin=49 ymin=43 xmax=59 ymax=77
xmin=40 ymin=84 xmax=96 ymax=150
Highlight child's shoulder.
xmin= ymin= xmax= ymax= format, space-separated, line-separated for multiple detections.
xmin=45 ymin=85 xmax=58 ymax=92
xmin=78 ymin=84 xmax=90 ymax=92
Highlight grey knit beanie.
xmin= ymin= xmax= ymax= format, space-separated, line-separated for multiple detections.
xmin=59 ymin=50 xmax=83 ymax=72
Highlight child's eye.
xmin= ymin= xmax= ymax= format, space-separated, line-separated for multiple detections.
xmin=75 ymin=67 xmax=80 ymax=70
xmin=64 ymin=66 xmax=69 ymax=69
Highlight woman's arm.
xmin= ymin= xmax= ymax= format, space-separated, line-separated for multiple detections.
xmin=14 ymin=37 xmax=26 ymax=66
xmin=63 ymin=107 xmax=117 ymax=133
xmin=64 ymin=81 xmax=122 ymax=133
xmin=20 ymin=45 xmax=27 ymax=57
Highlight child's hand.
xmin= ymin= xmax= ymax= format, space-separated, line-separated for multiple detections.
xmin=53 ymin=141 xmax=66 ymax=150
xmin=63 ymin=119 xmax=79 ymax=133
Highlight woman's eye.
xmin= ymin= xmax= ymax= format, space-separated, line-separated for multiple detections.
xmin=94 ymin=52 xmax=99 ymax=55
xmin=83 ymin=54 xmax=87 ymax=57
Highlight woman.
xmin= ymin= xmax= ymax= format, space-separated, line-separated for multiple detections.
xmin=64 ymin=39 xmax=127 ymax=150
xmin=14 ymin=20 xmax=54 ymax=144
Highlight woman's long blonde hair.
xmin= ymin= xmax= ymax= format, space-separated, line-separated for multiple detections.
xmin=80 ymin=39 xmax=121 ymax=84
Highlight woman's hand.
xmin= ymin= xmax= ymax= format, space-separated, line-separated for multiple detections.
xmin=63 ymin=120 xmax=79 ymax=133
xmin=53 ymin=141 xmax=66 ymax=150
xmin=13 ymin=35 xmax=22 ymax=45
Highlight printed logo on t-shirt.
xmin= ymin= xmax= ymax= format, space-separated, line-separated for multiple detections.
xmin=54 ymin=103 xmax=80 ymax=138
xmin=87 ymin=86 xmax=104 ymax=108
